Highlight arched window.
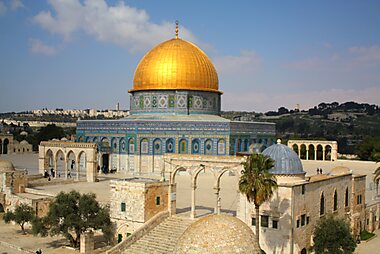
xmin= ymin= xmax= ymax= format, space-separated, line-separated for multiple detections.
xmin=191 ymin=139 xmax=200 ymax=154
xmin=166 ymin=138 xmax=175 ymax=153
xmin=153 ymin=139 xmax=162 ymax=155
xmin=320 ymin=193 xmax=325 ymax=216
xmin=140 ymin=138 xmax=149 ymax=154
xmin=217 ymin=139 xmax=226 ymax=155
xmin=128 ymin=138 xmax=134 ymax=154
xmin=333 ymin=190 xmax=338 ymax=211
xmin=204 ymin=139 xmax=213 ymax=155
xmin=179 ymin=139 xmax=187 ymax=154
xmin=345 ymin=187 xmax=349 ymax=207
xmin=120 ymin=138 xmax=126 ymax=153
xmin=301 ymin=248 xmax=307 ymax=254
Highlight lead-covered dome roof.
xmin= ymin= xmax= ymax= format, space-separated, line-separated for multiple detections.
xmin=176 ymin=214 xmax=259 ymax=254
xmin=262 ymin=141 xmax=305 ymax=175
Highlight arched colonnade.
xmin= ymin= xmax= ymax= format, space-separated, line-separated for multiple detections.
xmin=165 ymin=154 xmax=244 ymax=219
xmin=38 ymin=141 xmax=98 ymax=182
xmin=287 ymin=140 xmax=338 ymax=161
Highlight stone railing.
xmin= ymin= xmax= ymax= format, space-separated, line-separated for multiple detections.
xmin=40 ymin=141 xmax=97 ymax=149
xmin=106 ymin=211 xmax=169 ymax=254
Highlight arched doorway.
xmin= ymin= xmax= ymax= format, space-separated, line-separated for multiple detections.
xmin=3 ymin=138 xmax=9 ymax=154
xmin=316 ymin=144 xmax=323 ymax=160
xmin=301 ymin=248 xmax=307 ymax=254
xmin=292 ymin=144 xmax=299 ymax=156
xmin=55 ymin=150 xmax=65 ymax=178
xmin=300 ymin=144 xmax=307 ymax=160
xmin=325 ymin=145 xmax=332 ymax=161
xmin=67 ymin=150 xmax=76 ymax=179
xmin=78 ymin=151 xmax=87 ymax=180
xmin=308 ymin=144 xmax=315 ymax=160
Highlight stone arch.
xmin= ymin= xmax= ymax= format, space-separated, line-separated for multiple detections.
xmin=46 ymin=149 xmax=54 ymax=168
xmin=166 ymin=138 xmax=175 ymax=153
xmin=292 ymin=144 xmax=299 ymax=156
xmin=308 ymin=144 xmax=315 ymax=160
xmin=316 ymin=144 xmax=323 ymax=160
xmin=320 ymin=192 xmax=325 ymax=216
xmin=67 ymin=150 xmax=76 ymax=179
xmin=191 ymin=139 xmax=200 ymax=154
xmin=170 ymin=166 xmax=188 ymax=184
xmin=325 ymin=145 xmax=332 ymax=161
xmin=55 ymin=149 xmax=65 ymax=178
xmin=301 ymin=248 xmax=307 ymax=254
xmin=77 ymin=151 xmax=87 ymax=180
xmin=179 ymin=139 xmax=187 ymax=154
xmin=300 ymin=144 xmax=307 ymax=160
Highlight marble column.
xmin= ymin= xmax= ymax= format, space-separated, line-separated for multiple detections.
xmin=191 ymin=183 xmax=197 ymax=219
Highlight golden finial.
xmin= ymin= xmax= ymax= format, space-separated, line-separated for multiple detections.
xmin=175 ymin=20 xmax=179 ymax=39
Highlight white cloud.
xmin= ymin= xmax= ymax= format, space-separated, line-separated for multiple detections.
xmin=33 ymin=0 xmax=195 ymax=52
xmin=0 ymin=1 xmax=7 ymax=16
xmin=213 ymin=50 xmax=262 ymax=75
xmin=10 ymin=0 xmax=23 ymax=10
xmin=29 ymin=38 xmax=58 ymax=56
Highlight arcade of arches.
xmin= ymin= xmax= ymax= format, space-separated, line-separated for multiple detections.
xmin=288 ymin=140 xmax=338 ymax=161
xmin=0 ymin=134 xmax=13 ymax=155
xmin=38 ymin=141 xmax=98 ymax=182
xmin=164 ymin=154 xmax=243 ymax=219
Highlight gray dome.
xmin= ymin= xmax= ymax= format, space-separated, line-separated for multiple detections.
xmin=262 ymin=142 xmax=305 ymax=175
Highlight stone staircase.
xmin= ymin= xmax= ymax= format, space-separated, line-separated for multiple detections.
xmin=125 ymin=216 xmax=194 ymax=254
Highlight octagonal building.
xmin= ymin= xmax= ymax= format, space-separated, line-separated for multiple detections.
xmin=76 ymin=27 xmax=275 ymax=173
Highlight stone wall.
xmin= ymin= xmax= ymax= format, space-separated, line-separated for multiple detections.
xmin=110 ymin=178 xmax=169 ymax=238
xmin=238 ymin=173 xmax=355 ymax=254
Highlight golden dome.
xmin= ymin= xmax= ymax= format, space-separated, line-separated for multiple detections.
xmin=131 ymin=38 xmax=220 ymax=93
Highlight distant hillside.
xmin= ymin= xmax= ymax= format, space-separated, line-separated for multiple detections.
xmin=222 ymin=101 xmax=380 ymax=155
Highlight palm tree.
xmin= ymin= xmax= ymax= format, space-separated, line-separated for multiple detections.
xmin=239 ymin=153 xmax=278 ymax=252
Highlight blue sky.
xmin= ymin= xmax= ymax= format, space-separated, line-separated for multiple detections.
xmin=1 ymin=0 xmax=379 ymax=113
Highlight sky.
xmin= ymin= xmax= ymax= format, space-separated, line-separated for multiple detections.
xmin=0 ymin=0 xmax=380 ymax=113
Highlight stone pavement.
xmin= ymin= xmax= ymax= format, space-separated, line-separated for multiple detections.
xmin=355 ymin=228 xmax=380 ymax=254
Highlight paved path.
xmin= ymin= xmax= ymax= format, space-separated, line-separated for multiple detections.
xmin=355 ymin=229 xmax=380 ymax=254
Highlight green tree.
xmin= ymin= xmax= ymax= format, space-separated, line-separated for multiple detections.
xmin=32 ymin=191 xmax=113 ymax=248
xmin=239 ymin=153 xmax=277 ymax=252
xmin=311 ymin=215 xmax=356 ymax=254
xmin=356 ymin=137 xmax=380 ymax=161
xmin=3 ymin=203 xmax=35 ymax=234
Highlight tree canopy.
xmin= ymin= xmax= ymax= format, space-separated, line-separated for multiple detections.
xmin=32 ymin=190 xmax=113 ymax=248
xmin=3 ymin=203 xmax=35 ymax=234
xmin=311 ymin=215 xmax=356 ymax=254
xmin=239 ymin=153 xmax=277 ymax=253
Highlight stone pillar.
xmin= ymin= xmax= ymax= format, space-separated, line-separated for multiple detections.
xmin=191 ymin=183 xmax=196 ymax=219
xmin=80 ymin=230 xmax=94 ymax=254
xmin=233 ymin=139 xmax=237 ymax=156
xmin=306 ymin=148 xmax=309 ymax=160
xmin=322 ymin=148 xmax=326 ymax=161
xmin=98 ymin=153 xmax=103 ymax=175
xmin=54 ymin=158 xmax=58 ymax=179
xmin=64 ymin=159 xmax=68 ymax=179
xmin=369 ymin=209 xmax=374 ymax=232
xmin=214 ymin=187 xmax=220 ymax=214
xmin=314 ymin=149 xmax=317 ymax=160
